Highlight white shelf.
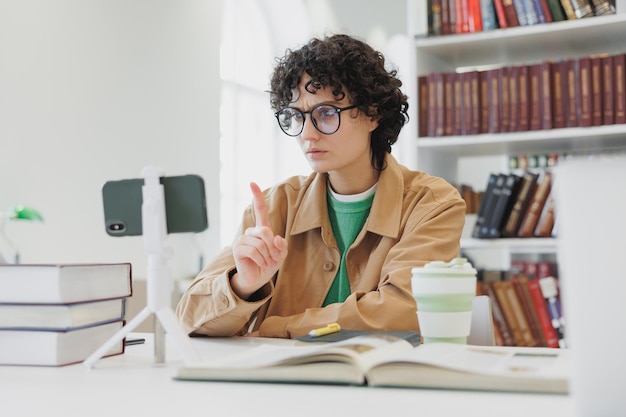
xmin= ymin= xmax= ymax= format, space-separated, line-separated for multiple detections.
xmin=417 ymin=124 xmax=626 ymax=158
xmin=461 ymin=238 xmax=558 ymax=254
xmin=414 ymin=14 xmax=626 ymax=72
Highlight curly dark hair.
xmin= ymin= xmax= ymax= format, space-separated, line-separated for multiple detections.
xmin=269 ymin=34 xmax=409 ymax=171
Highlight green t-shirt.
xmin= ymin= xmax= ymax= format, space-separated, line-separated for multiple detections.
xmin=322 ymin=189 xmax=374 ymax=306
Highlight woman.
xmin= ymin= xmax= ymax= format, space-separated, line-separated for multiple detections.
xmin=176 ymin=34 xmax=465 ymax=338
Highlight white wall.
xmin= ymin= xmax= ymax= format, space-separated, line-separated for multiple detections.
xmin=0 ymin=0 xmax=222 ymax=280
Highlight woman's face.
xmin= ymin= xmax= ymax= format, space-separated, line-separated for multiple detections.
xmin=291 ymin=75 xmax=379 ymax=180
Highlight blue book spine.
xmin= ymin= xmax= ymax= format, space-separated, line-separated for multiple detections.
xmin=480 ymin=0 xmax=499 ymax=30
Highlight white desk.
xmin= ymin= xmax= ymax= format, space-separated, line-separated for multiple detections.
xmin=0 ymin=333 xmax=575 ymax=417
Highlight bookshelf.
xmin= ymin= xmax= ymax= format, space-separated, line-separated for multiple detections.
xmin=405 ymin=1 xmax=626 ymax=270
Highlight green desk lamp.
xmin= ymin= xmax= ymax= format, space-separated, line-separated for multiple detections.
xmin=0 ymin=205 xmax=44 ymax=264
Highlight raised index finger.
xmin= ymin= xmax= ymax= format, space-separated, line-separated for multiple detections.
xmin=250 ymin=181 xmax=271 ymax=228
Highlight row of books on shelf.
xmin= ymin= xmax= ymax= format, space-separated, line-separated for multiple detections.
xmin=418 ymin=50 xmax=626 ymax=137
xmin=0 ymin=262 xmax=132 ymax=366
xmin=476 ymin=260 xmax=566 ymax=349
xmin=428 ymin=0 xmax=616 ymax=37
xmin=462 ymin=166 xmax=555 ymax=238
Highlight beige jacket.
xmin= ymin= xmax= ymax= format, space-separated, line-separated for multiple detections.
xmin=175 ymin=154 xmax=466 ymax=338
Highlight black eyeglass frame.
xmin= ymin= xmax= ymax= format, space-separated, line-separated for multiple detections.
xmin=274 ymin=104 xmax=358 ymax=137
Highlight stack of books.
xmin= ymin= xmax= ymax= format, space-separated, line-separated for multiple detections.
xmin=0 ymin=263 xmax=132 ymax=366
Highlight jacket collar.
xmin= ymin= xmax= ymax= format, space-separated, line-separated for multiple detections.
xmin=290 ymin=153 xmax=403 ymax=239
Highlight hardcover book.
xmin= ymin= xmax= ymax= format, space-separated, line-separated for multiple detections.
xmin=551 ymin=60 xmax=567 ymax=129
xmin=578 ymin=56 xmax=592 ymax=127
xmin=518 ymin=64 xmax=531 ymax=131
xmin=614 ymin=53 xmax=625 ymax=124
xmin=540 ymin=61 xmax=553 ymax=130
xmin=590 ymin=54 xmax=604 ymax=126
xmin=527 ymin=278 xmax=560 ymax=348
xmin=0 ymin=298 xmax=126 ymax=331
xmin=565 ymin=58 xmax=580 ymax=128
xmin=0 ymin=263 xmax=132 ymax=304
xmin=418 ymin=75 xmax=429 ymax=137
xmin=529 ymin=63 xmax=543 ymax=130
xmin=486 ymin=173 xmax=523 ymax=238
xmin=0 ymin=320 xmax=125 ymax=366
xmin=486 ymin=68 xmax=502 ymax=133
xmin=492 ymin=280 xmax=537 ymax=347
xmin=444 ymin=71 xmax=456 ymax=136
xmin=175 ymin=335 xmax=569 ymax=394
xmin=508 ymin=65 xmax=520 ymax=132
xmin=480 ymin=276 xmax=516 ymax=346
xmin=511 ymin=275 xmax=547 ymax=347
xmin=502 ymin=171 xmax=539 ymax=237
xmin=518 ymin=171 xmax=552 ymax=238
xmin=602 ymin=54 xmax=614 ymax=125
xmin=427 ymin=72 xmax=439 ymax=137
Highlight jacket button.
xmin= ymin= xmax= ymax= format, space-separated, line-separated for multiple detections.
xmin=323 ymin=262 xmax=335 ymax=272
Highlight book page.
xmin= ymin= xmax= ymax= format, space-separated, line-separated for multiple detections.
xmin=189 ymin=335 xmax=412 ymax=370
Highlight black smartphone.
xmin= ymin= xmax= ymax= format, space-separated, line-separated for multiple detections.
xmin=102 ymin=174 xmax=208 ymax=236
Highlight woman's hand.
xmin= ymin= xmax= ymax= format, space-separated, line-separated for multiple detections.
xmin=230 ymin=182 xmax=288 ymax=299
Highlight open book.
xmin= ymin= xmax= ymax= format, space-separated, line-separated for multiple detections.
xmin=175 ymin=335 xmax=569 ymax=394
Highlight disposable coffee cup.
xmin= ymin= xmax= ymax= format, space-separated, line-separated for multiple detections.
xmin=411 ymin=258 xmax=477 ymax=344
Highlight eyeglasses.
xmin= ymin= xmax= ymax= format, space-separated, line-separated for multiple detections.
xmin=274 ymin=104 xmax=357 ymax=137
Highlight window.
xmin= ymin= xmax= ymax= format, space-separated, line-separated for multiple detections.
xmin=219 ymin=0 xmax=313 ymax=247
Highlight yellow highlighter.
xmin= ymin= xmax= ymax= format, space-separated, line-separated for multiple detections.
xmin=308 ymin=323 xmax=341 ymax=338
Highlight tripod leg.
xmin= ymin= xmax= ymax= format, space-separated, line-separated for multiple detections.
xmin=155 ymin=307 xmax=201 ymax=364
xmin=83 ymin=307 xmax=152 ymax=369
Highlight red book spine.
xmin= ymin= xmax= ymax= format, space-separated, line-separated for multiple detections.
xmin=529 ymin=63 xmax=543 ymax=131
xmin=590 ymin=55 xmax=604 ymax=126
xmin=461 ymin=72 xmax=472 ymax=135
xmin=501 ymin=66 xmax=511 ymax=133
xmin=508 ymin=65 xmax=520 ymax=132
xmin=479 ymin=70 xmax=490 ymax=133
xmin=578 ymin=56 xmax=592 ymax=127
xmin=614 ymin=53 xmax=626 ymax=125
xmin=418 ymin=75 xmax=429 ymax=137
xmin=566 ymin=58 xmax=580 ymax=127
xmin=602 ymin=54 xmax=615 ymax=125
xmin=486 ymin=68 xmax=502 ymax=133
xmin=453 ymin=72 xmax=463 ymax=135
xmin=444 ymin=72 xmax=455 ymax=136
xmin=527 ymin=278 xmax=560 ymax=348
xmin=427 ymin=73 xmax=438 ymax=137
xmin=540 ymin=61 xmax=553 ymax=130
xmin=493 ymin=0 xmax=509 ymax=28
xmin=551 ymin=61 xmax=567 ymax=129
xmin=518 ymin=64 xmax=530 ymax=131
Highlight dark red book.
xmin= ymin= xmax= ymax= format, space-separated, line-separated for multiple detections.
xmin=551 ymin=60 xmax=567 ymax=129
xmin=565 ymin=58 xmax=580 ymax=128
xmin=433 ymin=72 xmax=446 ymax=136
xmin=590 ymin=55 xmax=604 ymax=126
xmin=614 ymin=53 xmax=626 ymax=124
xmin=444 ymin=72 xmax=456 ymax=136
xmin=502 ymin=0 xmax=520 ymax=26
xmin=518 ymin=171 xmax=552 ymax=238
xmin=578 ymin=56 xmax=592 ymax=127
xmin=461 ymin=71 xmax=472 ymax=135
xmin=540 ymin=61 xmax=553 ymax=130
xmin=518 ymin=64 xmax=531 ymax=131
xmin=427 ymin=73 xmax=438 ymax=137
xmin=602 ymin=54 xmax=615 ymax=125
xmin=528 ymin=63 xmax=543 ymax=131
xmin=493 ymin=0 xmax=509 ymax=28
xmin=454 ymin=0 xmax=470 ymax=34
xmin=501 ymin=171 xmax=539 ymax=237
xmin=441 ymin=0 xmax=453 ymax=35
xmin=418 ymin=75 xmax=429 ymax=137
xmin=486 ymin=68 xmax=502 ymax=133
xmin=500 ymin=66 xmax=511 ymax=133
xmin=512 ymin=275 xmax=547 ymax=347
xmin=527 ymin=278 xmax=560 ymax=348
xmin=453 ymin=72 xmax=463 ymax=135
xmin=508 ymin=65 xmax=520 ymax=132
xmin=480 ymin=279 xmax=516 ymax=346
xmin=479 ymin=70 xmax=490 ymax=134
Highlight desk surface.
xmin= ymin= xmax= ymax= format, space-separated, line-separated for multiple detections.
xmin=0 ymin=333 xmax=575 ymax=417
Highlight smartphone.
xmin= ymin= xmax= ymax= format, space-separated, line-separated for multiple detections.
xmin=102 ymin=174 xmax=208 ymax=236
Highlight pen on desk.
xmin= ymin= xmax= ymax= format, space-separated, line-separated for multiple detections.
xmin=308 ymin=323 xmax=341 ymax=337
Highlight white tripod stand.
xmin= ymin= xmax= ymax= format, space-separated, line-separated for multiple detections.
xmin=84 ymin=166 xmax=200 ymax=368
